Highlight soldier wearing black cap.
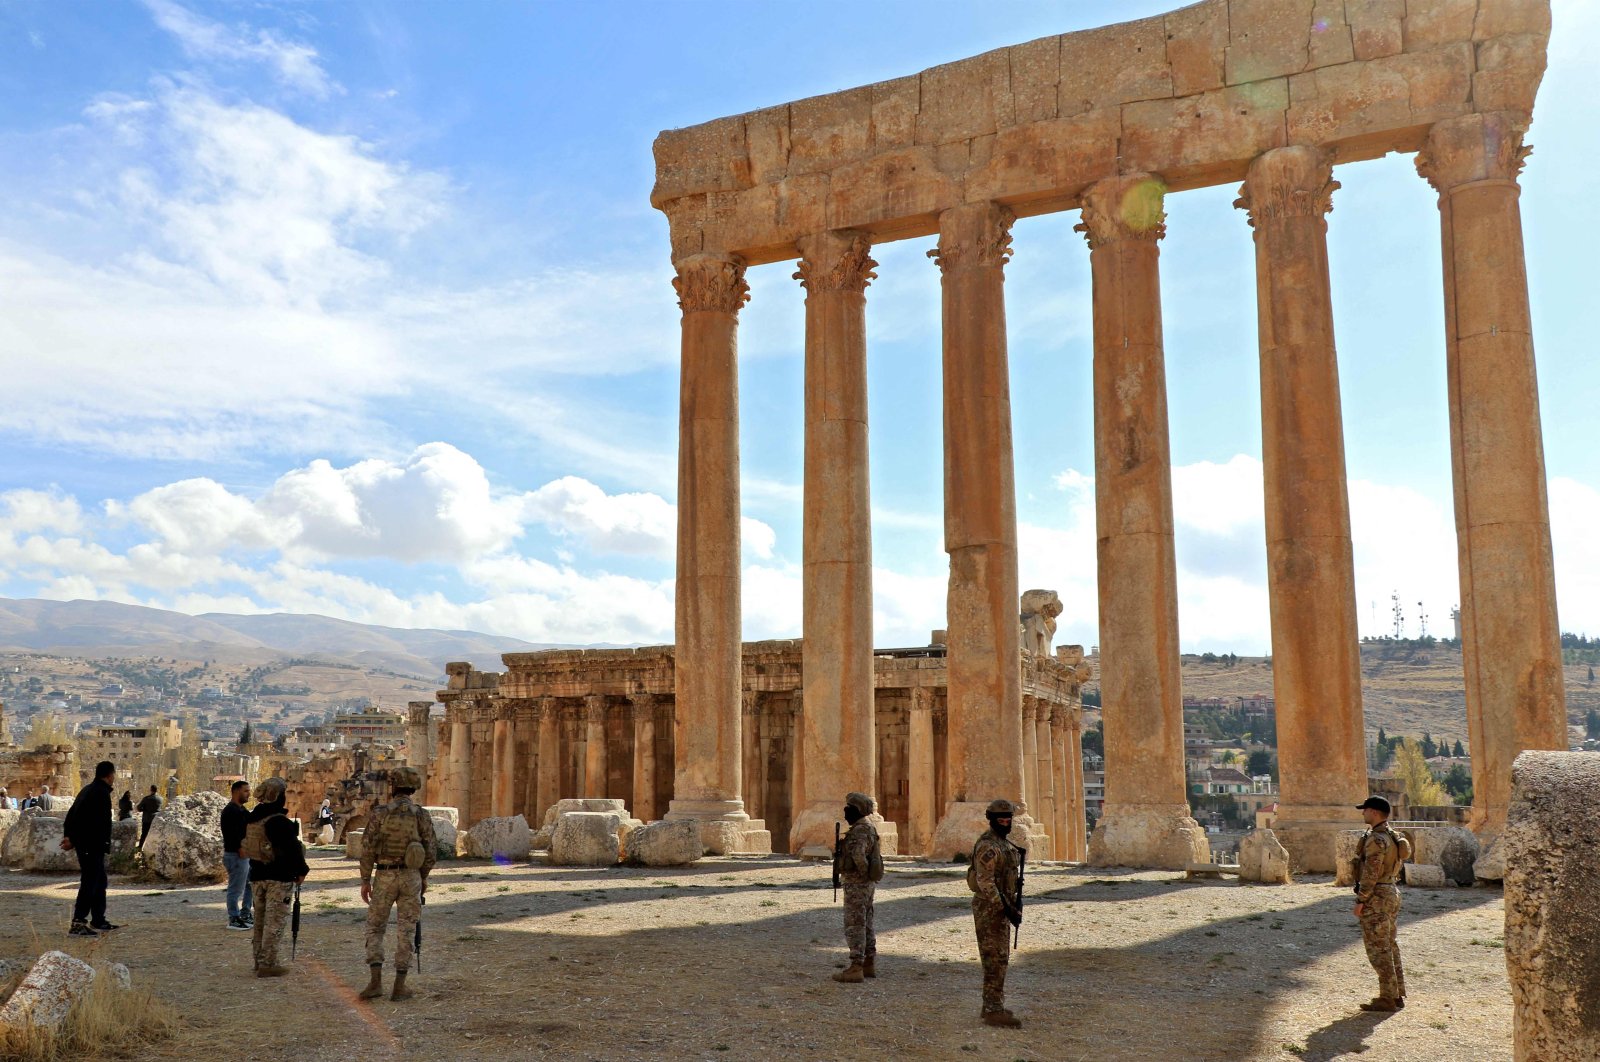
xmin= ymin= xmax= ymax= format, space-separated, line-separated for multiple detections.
xmin=966 ymin=798 xmax=1024 ymax=1027
xmin=1352 ymin=795 xmax=1411 ymax=1011
xmin=831 ymin=791 xmax=884 ymax=983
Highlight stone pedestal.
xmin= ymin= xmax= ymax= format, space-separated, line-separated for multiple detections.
xmin=1237 ymin=146 xmax=1366 ymax=869
xmin=667 ymin=254 xmax=768 ymax=854
xmin=927 ymin=202 xmax=1035 ymax=857
xmin=1417 ymin=114 xmax=1567 ymax=840
xmin=1078 ymin=174 xmax=1205 ymax=868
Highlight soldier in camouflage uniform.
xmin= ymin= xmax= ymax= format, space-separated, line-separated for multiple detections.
xmin=832 ymin=792 xmax=884 ymax=983
xmin=969 ymin=798 xmax=1024 ymax=1027
xmin=1352 ymin=795 xmax=1411 ymax=1012
xmin=358 ymin=767 xmax=437 ymax=1002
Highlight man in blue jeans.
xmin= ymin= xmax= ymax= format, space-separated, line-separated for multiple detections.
xmin=220 ymin=780 xmax=254 ymax=930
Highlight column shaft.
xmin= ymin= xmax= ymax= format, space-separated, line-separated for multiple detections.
xmin=1021 ymin=697 xmax=1042 ymax=853
xmin=491 ymin=707 xmax=515 ymax=818
xmin=792 ymin=231 xmax=880 ymax=853
xmin=583 ymin=695 xmax=607 ymax=799
xmin=669 ymin=254 xmax=757 ymax=833
xmin=742 ymin=692 xmax=763 ymax=820
xmin=1034 ymin=702 xmax=1056 ymax=861
xmin=1069 ymin=718 xmax=1088 ymax=861
xmin=907 ymin=689 xmax=937 ymax=857
xmin=449 ymin=712 xmax=471 ymax=825
xmin=1418 ymin=114 xmax=1567 ymax=841
xmin=928 ymin=202 xmax=1031 ymax=859
xmin=1079 ymin=174 xmax=1207 ymax=869
xmin=631 ymin=696 xmax=657 ymax=821
xmin=1236 ymin=146 xmax=1366 ymax=871
xmin=536 ymin=699 xmax=560 ymax=818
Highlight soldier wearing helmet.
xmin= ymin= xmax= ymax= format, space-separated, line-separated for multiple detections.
xmin=966 ymin=798 xmax=1025 ymax=1026
xmin=358 ymin=764 xmax=436 ymax=1002
xmin=830 ymin=792 xmax=885 ymax=983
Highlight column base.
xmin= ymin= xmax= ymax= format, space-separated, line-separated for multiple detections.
xmin=664 ymin=799 xmax=772 ymax=855
xmin=789 ymin=803 xmax=901 ymax=859
xmin=929 ymin=802 xmax=1043 ymax=862
xmin=1088 ymin=802 xmax=1210 ymax=869
xmin=1271 ymin=807 xmax=1365 ymax=874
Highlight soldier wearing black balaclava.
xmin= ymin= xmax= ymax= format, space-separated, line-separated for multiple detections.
xmin=831 ymin=792 xmax=884 ymax=983
xmin=966 ymin=798 xmax=1023 ymax=1026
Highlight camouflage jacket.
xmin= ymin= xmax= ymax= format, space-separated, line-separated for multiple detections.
xmin=360 ymin=795 xmax=438 ymax=882
xmin=1355 ymin=823 xmax=1406 ymax=902
xmin=971 ymin=830 xmax=1021 ymax=910
xmin=839 ymin=820 xmax=881 ymax=884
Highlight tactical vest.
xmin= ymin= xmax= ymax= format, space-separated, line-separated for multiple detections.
xmin=1358 ymin=827 xmax=1412 ymax=884
xmin=241 ymin=813 xmax=283 ymax=863
xmin=370 ymin=802 xmax=427 ymax=868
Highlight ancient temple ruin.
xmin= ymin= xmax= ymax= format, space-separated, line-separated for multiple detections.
xmin=648 ymin=0 xmax=1564 ymax=870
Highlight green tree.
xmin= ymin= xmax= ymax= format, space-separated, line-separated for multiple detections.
xmin=25 ymin=711 xmax=73 ymax=749
xmin=1420 ymin=732 xmax=1437 ymax=758
xmin=1452 ymin=739 xmax=1465 ymax=758
xmin=1246 ymin=749 xmax=1274 ymax=777
xmin=1441 ymin=763 xmax=1473 ymax=804
xmin=1376 ymin=726 xmax=1388 ymax=747
xmin=239 ymin=722 xmax=254 ymax=746
xmin=1393 ymin=738 xmax=1450 ymax=806
xmin=1081 ymin=722 xmax=1104 ymax=758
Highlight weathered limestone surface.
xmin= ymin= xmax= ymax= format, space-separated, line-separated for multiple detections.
xmin=344 ymin=829 xmax=363 ymax=861
xmin=142 ymin=791 xmax=227 ymax=883
xmin=1238 ymin=828 xmax=1291 ymax=884
xmin=1088 ymin=806 xmax=1209 ymax=871
xmin=2 ymin=811 xmax=74 ymax=872
xmin=109 ymin=818 xmax=139 ymax=865
xmin=1475 ymin=834 xmax=1508 ymax=883
xmin=541 ymin=798 xmax=628 ymax=828
xmin=0 ymin=951 xmax=95 ymax=1034
xmin=463 ymin=814 xmax=533 ymax=862
xmin=652 ymin=0 xmax=1549 ymax=264
xmin=424 ymin=807 xmax=458 ymax=859
xmin=1333 ymin=829 xmax=1365 ymax=887
xmin=1410 ymin=825 xmax=1479 ymax=886
xmin=623 ymin=818 xmax=704 ymax=866
xmin=0 ymin=808 xmax=17 ymax=850
xmin=550 ymin=811 xmax=629 ymax=866
xmin=1503 ymin=751 xmax=1600 ymax=1061
xmin=1403 ymin=862 xmax=1448 ymax=888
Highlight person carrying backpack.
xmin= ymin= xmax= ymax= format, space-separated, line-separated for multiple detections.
xmin=357 ymin=767 xmax=436 ymax=1002
xmin=243 ymin=777 xmax=308 ymax=977
xmin=830 ymin=791 xmax=884 ymax=984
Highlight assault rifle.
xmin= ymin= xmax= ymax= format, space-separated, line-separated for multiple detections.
xmin=414 ymin=893 xmax=424 ymax=973
xmin=832 ymin=822 xmax=842 ymax=902
xmin=290 ymin=882 xmax=302 ymax=959
xmin=1012 ymin=845 xmax=1027 ymax=948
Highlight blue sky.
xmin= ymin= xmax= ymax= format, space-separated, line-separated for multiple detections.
xmin=0 ymin=0 xmax=1595 ymax=652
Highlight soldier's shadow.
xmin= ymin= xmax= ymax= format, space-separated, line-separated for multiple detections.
xmin=1299 ymin=1010 xmax=1392 ymax=1061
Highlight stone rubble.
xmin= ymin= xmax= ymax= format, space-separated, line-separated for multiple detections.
xmin=462 ymin=814 xmax=533 ymax=862
xmin=141 ymin=790 xmax=228 ymax=883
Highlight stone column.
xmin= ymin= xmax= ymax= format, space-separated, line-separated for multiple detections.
xmin=1078 ymin=174 xmax=1208 ymax=869
xmin=583 ymin=694 xmax=608 ymax=799
xmin=907 ymin=687 xmax=937 ymax=857
xmin=927 ymin=202 xmax=1033 ymax=859
xmin=449 ymin=708 xmax=471 ymax=825
xmin=1235 ymin=146 xmax=1367 ymax=871
xmin=631 ymin=694 xmax=657 ymax=821
xmin=405 ymin=701 xmax=432 ymax=776
xmin=1417 ymin=114 xmax=1567 ymax=844
xmin=1050 ymin=706 xmax=1073 ymax=860
xmin=1069 ymin=713 xmax=1088 ymax=861
xmin=535 ymin=697 xmax=560 ymax=818
xmin=667 ymin=254 xmax=769 ymax=854
xmin=742 ymin=691 xmax=763 ymax=820
xmin=1033 ymin=700 xmax=1057 ymax=861
xmin=515 ymin=703 xmax=538 ymax=821
xmin=791 ymin=230 xmax=881 ymax=855
xmin=491 ymin=702 xmax=515 ymax=818
xmin=1020 ymin=695 xmax=1048 ymax=857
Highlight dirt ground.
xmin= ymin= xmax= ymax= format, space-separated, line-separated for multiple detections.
xmin=2 ymin=853 xmax=1513 ymax=1062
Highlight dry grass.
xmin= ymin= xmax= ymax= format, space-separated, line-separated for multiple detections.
xmin=0 ymin=961 xmax=178 ymax=1062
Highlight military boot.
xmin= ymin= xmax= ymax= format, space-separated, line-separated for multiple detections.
xmin=255 ymin=965 xmax=289 ymax=978
xmin=390 ymin=971 xmax=413 ymax=1001
xmin=831 ymin=964 xmax=864 ymax=983
xmin=1359 ymin=997 xmax=1399 ymax=1012
xmin=862 ymin=957 xmax=876 ymax=978
xmin=358 ymin=965 xmax=384 ymax=1000
xmin=983 ymin=1010 xmax=1022 ymax=1028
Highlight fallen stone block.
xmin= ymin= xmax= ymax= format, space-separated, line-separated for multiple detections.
xmin=1474 ymin=833 xmax=1507 ymax=883
xmin=1504 ymin=751 xmax=1600 ymax=1061
xmin=550 ymin=812 xmax=626 ymax=866
xmin=344 ymin=830 xmax=364 ymax=861
xmin=541 ymin=798 xmax=627 ymax=830
xmin=1333 ymin=830 xmax=1365 ymax=887
xmin=0 ymin=808 xmax=18 ymax=851
xmin=623 ymin=819 xmax=702 ymax=867
xmin=13 ymin=815 xmax=77 ymax=874
xmin=530 ymin=826 xmax=553 ymax=852
xmin=424 ymin=808 xmax=458 ymax=858
xmin=141 ymin=791 xmax=229 ymax=883
xmin=0 ymin=950 xmax=95 ymax=1034
xmin=1238 ymin=828 xmax=1292 ymax=884
xmin=1403 ymin=862 xmax=1448 ymax=888
xmin=463 ymin=815 xmax=533 ymax=862
xmin=1411 ymin=826 xmax=1478 ymax=886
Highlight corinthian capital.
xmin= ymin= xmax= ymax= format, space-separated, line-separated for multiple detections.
xmin=583 ymin=694 xmax=608 ymax=723
xmin=1076 ymin=173 xmax=1168 ymax=250
xmin=928 ymin=202 xmax=1015 ymax=273
xmin=1416 ymin=112 xmax=1531 ymax=193
xmin=1235 ymin=146 xmax=1338 ymax=229
xmin=673 ymin=252 xmax=751 ymax=314
xmin=794 ymin=231 xmax=877 ymax=293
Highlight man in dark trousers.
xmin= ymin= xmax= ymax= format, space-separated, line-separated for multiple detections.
xmin=221 ymin=780 xmax=254 ymax=930
xmin=136 ymin=785 xmax=162 ymax=849
xmin=61 ymin=760 xmax=120 ymax=936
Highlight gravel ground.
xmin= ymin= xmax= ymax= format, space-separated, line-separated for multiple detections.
xmin=0 ymin=852 xmax=1513 ymax=1061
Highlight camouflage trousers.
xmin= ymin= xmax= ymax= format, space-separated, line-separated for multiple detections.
xmin=1360 ymin=885 xmax=1405 ymax=999
xmin=972 ymin=898 xmax=1011 ymax=1014
xmin=251 ymin=881 xmax=295 ymax=969
xmin=365 ymin=869 xmax=423 ymax=971
xmin=842 ymin=883 xmax=876 ymax=965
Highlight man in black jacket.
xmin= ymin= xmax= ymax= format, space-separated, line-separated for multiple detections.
xmin=247 ymin=777 xmax=308 ymax=976
xmin=136 ymin=785 xmax=162 ymax=849
xmin=61 ymin=760 xmax=119 ymax=936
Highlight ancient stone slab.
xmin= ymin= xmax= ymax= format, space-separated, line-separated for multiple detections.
xmin=0 ymin=808 xmax=18 ymax=851
xmin=1503 ymin=751 xmax=1600 ymax=1061
xmin=109 ymin=818 xmax=139 ymax=867
xmin=1403 ymin=862 xmax=1448 ymax=888
xmin=463 ymin=814 xmax=533 ymax=862
xmin=424 ymin=808 xmax=458 ymax=859
xmin=141 ymin=791 xmax=227 ymax=883
xmin=1475 ymin=834 xmax=1507 ymax=883
xmin=1334 ymin=829 xmax=1366 ymax=886
xmin=550 ymin=811 xmax=626 ymax=867
xmin=623 ymin=819 xmax=703 ymax=867
xmin=1088 ymin=807 xmax=1211 ymax=870
xmin=344 ymin=829 xmax=363 ymax=861
xmin=7 ymin=813 xmax=76 ymax=873
xmin=1058 ymin=16 xmax=1171 ymax=116
xmin=1411 ymin=825 xmax=1479 ymax=885
xmin=1239 ymin=828 xmax=1292 ymax=884
xmin=0 ymin=951 xmax=95 ymax=1034
xmin=540 ymin=798 xmax=627 ymax=830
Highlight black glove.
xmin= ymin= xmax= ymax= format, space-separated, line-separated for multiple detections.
xmin=1005 ymin=906 xmax=1022 ymax=928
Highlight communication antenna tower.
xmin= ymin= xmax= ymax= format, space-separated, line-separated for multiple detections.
xmin=1391 ymin=591 xmax=1404 ymax=639
xmin=1417 ymin=601 xmax=1429 ymax=640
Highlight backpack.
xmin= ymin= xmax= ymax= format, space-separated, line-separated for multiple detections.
xmin=966 ymin=841 xmax=981 ymax=893
xmin=242 ymin=813 xmax=284 ymax=863
xmin=371 ymin=802 xmax=426 ymax=867
xmin=867 ymin=835 xmax=884 ymax=883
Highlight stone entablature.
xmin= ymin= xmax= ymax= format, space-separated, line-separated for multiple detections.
xmin=652 ymin=0 xmax=1550 ymax=263
xmin=429 ymin=640 xmax=1088 ymax=859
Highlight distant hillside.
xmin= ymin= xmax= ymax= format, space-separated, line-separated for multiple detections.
xmin=0 ymin=597 xmax=575 ymax=676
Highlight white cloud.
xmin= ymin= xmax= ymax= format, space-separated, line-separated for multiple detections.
xmin=1 ymin=489 xmax=84 ymax=536
xmin=142 ymin=0 xmax=340 ymax=99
